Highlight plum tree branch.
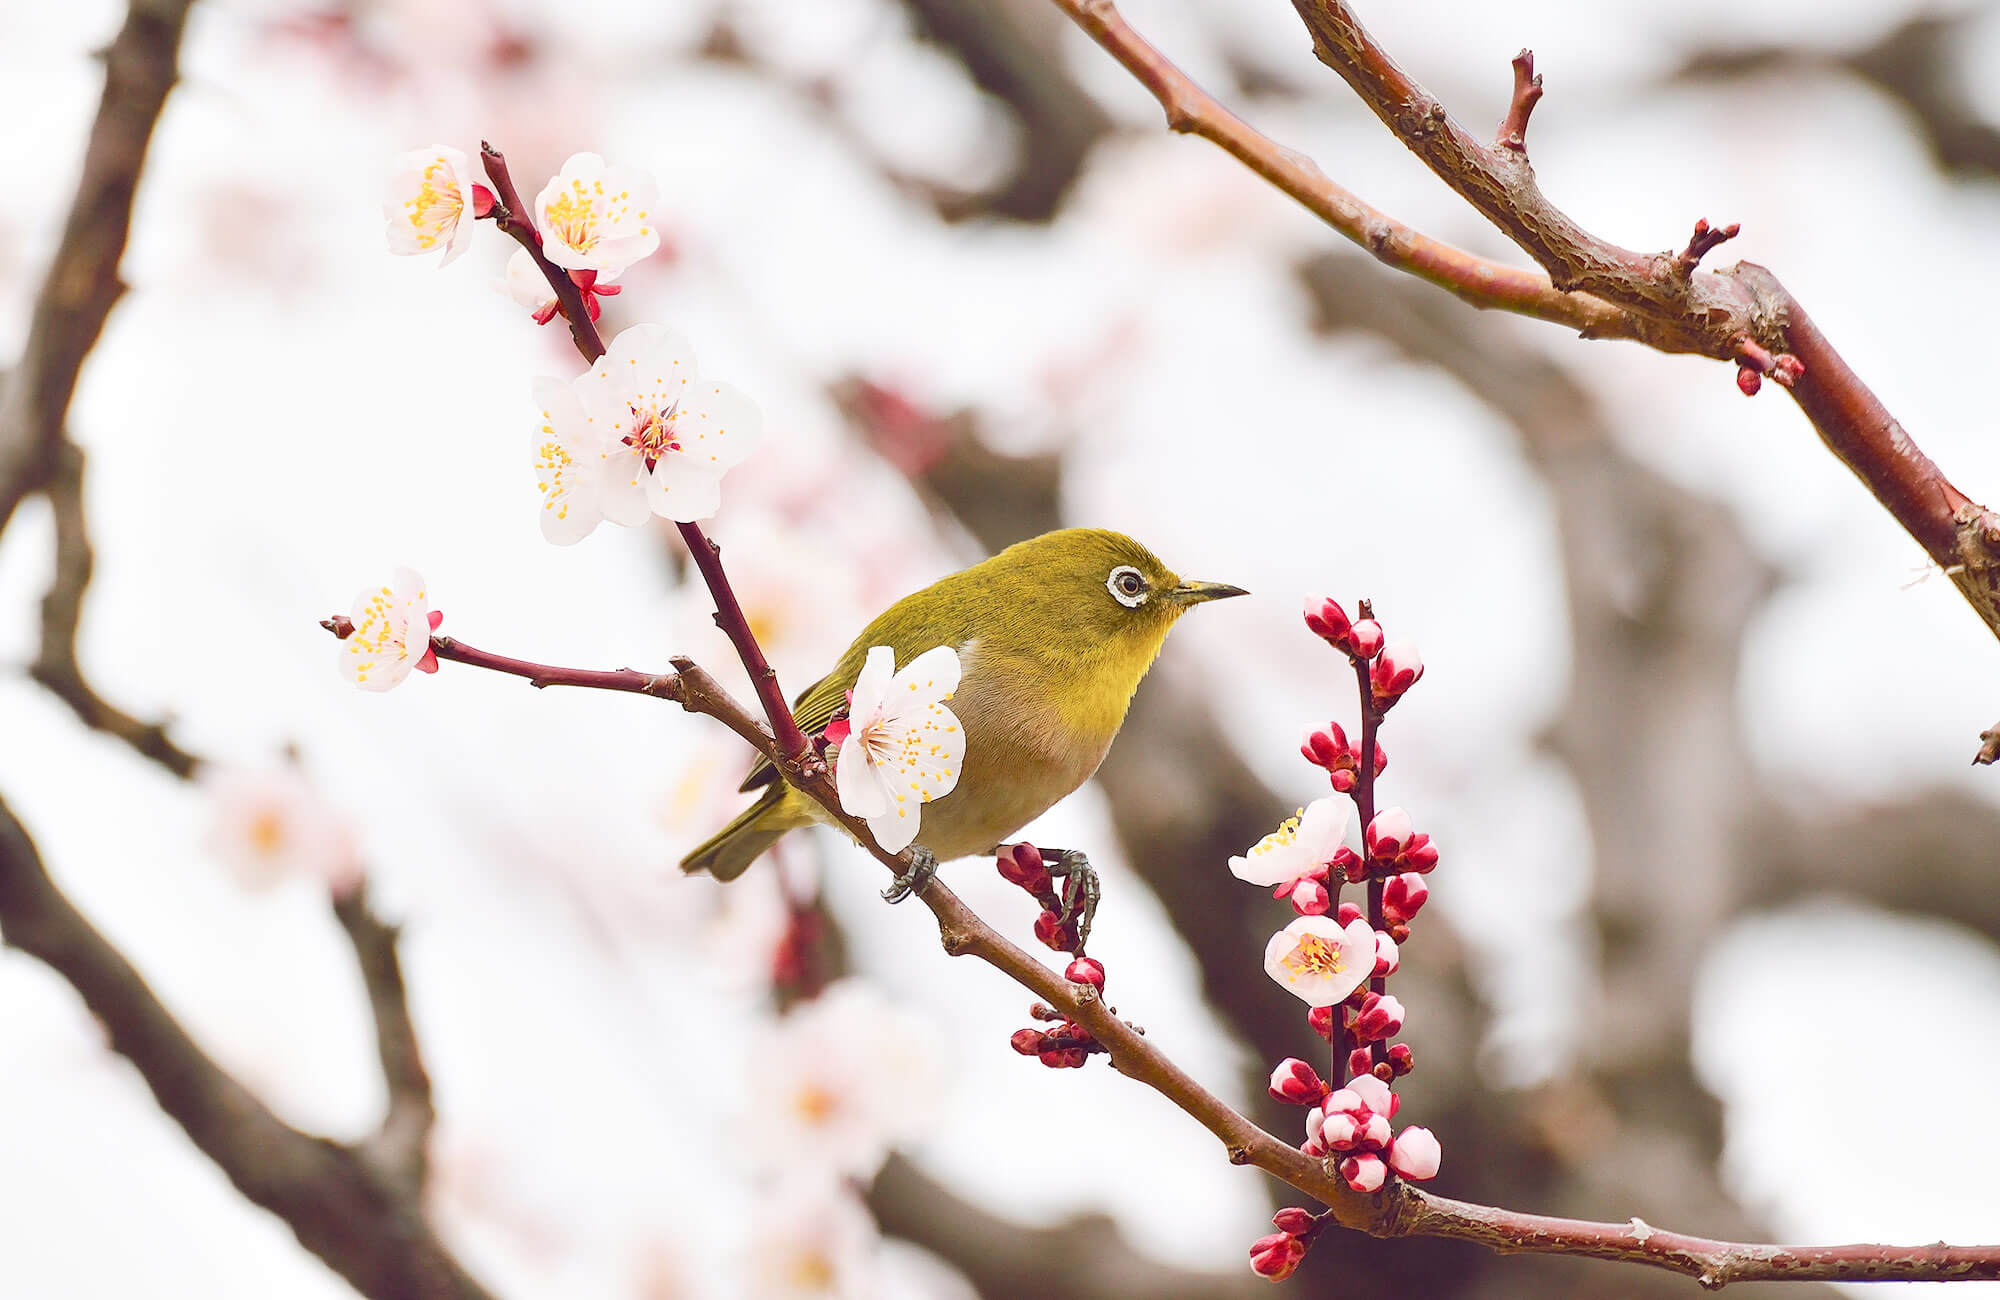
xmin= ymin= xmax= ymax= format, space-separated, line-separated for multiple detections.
xmin=1051 ymin=0 xmax=2000 ymax=758
xmin=315 ymin=618 xmax=2000 ymax=1287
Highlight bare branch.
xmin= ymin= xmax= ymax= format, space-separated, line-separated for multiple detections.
xmin=0 ymin=0 xmax=196 ymax=535
xmin=0 ymin=793 xmax=497 ymax=1300
xmin=28 ymin=442 xmax=200 ymax=777
xmin=332 ymin=886 xmax=436 ymax=1192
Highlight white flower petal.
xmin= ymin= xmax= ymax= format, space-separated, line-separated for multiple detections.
xmin=886 ymin=643 xmax=961 ymax=707
xmin=847 ymin=646 xmax=895 ymax=729
xmin=869 ymin=803 xmax=919 ymax=854
xmin=534 ymin=153 xmax=661 ymax=276
xmin=676 ymin=379 xmax=762 ymax=472
xmin=595 ymin=451 xmax=653 ymax=527
xmin=836 ymin=735 xmax=888 ymax=820
xmin=1262 ymin=914 xmax=1373 ymax=1006
xmin=647 ymin=460 xmax=724 ymax=522
xmin=1297 ymin=796 xmax=1349 ymax=861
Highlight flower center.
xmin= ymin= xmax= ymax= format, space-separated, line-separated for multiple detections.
xmin=787 ymin=1251 xmax=836 ymax=1290
xmin=543 ymin=190 xmax=600 ymax=254
xmin=1251 ymin=809 xmax=1305 ymax=857
xmin=624 ymin=400 xmax=682 ymax=470
xmin=404 ymin=159 xmax=462 ymax=249
xmin=247 ymin=810 xmax=287 ymax=857
xmin=1281 ymin=933 xmax=1346 ymax=979
xmin=792 ymin=1083 xmax=836 ymax=1124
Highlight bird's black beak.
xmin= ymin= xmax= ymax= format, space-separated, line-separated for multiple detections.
xmin=1168 ymin=579 xmax=1250 ymax=605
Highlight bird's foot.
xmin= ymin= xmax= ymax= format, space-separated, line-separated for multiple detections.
xmin=1043 ymin=848 xmax=1101 ymax=952
xmin=881 ymin=845 xmax=938 ymax=904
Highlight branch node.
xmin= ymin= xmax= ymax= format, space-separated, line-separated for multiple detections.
xmin=1496 ymin=49 xmax=1542 ymax=151
xmin=1675 ymin=218 xmax=1740 ymax=275
xmin=1226 ymin=1143 xmax=1252 ymax=1165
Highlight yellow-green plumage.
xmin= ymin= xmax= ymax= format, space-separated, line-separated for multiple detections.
xmin=680 ymin=528 xmax=1245 ymax=881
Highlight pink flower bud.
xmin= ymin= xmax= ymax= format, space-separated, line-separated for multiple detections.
xmin=1303 ymin=1105 xmax=1326 ymax=1146
xmin=1319 ymin=1112 xmax=1361 ymax=1151
xmin=1347 ymin=619 xmax=1385 ymax=659
xmin=1371 ymin=741 xmax=1387 ymax=776
xmin=1249 ymin=1231 xmax=1307 ymax=1280
xmin=1345 ymin=1072 xmax=1397 ymax=1117
xmin=1032 ymin=910 xmax=1076 ymax=952
xmin=1335 ymin=901 xmax=1363 ymax=926
xmin=1009 ymin=1028 xmax=1045 ymax=1056
xmin=1365 ymin=807 xmax=1414 ymax=859
xmin=1347 ymin=1047 xmax=1374 ymax=1078
xmin=1359 ymin=1112 xmax=1392 ymax=1151
xmin=1272 ymin=1207 xmax=1316 ymax=1236
xmin=1289 ymin=876 xmax=1332 ymax=916
xmin=1065 ymin=957 xmax=1106 ymax=990
xmin=470 ymin=183 xmax=497 ymax=218
xmin=1268 ymin=1058 xmax=1330 ymax=1106
xmin=1388 ymin=1126 xmax=1442 ymax=1180
xmin=1307 ymin=1005 xmax=1335 ymax=1040
xmin=1369 ymin=641 xmax=1423 ymax=702
xmin=1381 ymin=873 xmax=1429 ymax=924
xmin=1387 ymin=1043 xmax=1414 ymax=1075
xmin=1300 ymin=723 xmax=1349 ymax=769
xmin=1304 ymin=596 xmax=1353 ymax=645
xmin=1329 ymin=768 xmax=1357 ymax=793
xmin=1373 ymin=930 xmax=1400 ymax=977
xmin=1340 ymin=1152 xmax=1388 ymax=1193
xmin=1403 ymin=835 xmax=1440 ymax=873
xmin=1351 ymin=992 xmax=1405 ymax=1042
xmin=1333 ymin=847 xmax=1367 ymax=884
xmin=998 ymin=843 xmax=1052 ymax=895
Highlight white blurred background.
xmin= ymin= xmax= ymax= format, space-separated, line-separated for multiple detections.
xmin=3 ymin=0 xmax=1999 ymax=1295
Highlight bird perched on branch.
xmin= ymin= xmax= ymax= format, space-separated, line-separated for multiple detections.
xmin=680 ymin=528 xmax=1246 ymax=936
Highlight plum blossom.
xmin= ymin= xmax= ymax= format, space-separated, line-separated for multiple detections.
xmin=339 ymin=566 xmax=439 ymax=690
xmin=383 ymin=146 xmax=486 ymax=264
xmin=1230 ymin=796 xmax=1347 ymax=888
xmin=1389 ymin=1126 xmax=1442 ymax=1181
xmin=747 ymin=1178 xmax=880 ymax=1299
xmin=534 ymin=152 xmax=660 ymax=277
xmin=532 ymin=324 xmax=761 ymax=540
xmin=1263 ymin=915 xmax=1374 ymax=1006
xmin=750 ymin=979 xmax=941 ymax=1179
xmin=202 ymin=766 xmax=359 ymax=894
xmin=833 ymin=645 xmax=964 ymax=854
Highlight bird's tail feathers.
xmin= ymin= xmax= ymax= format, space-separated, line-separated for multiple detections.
xmin=679 ymin=786 xmax=800 ymax=882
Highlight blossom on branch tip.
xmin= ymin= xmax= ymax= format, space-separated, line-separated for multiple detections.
xmin=534 ymin=152 xmax=660 ymax=278
xmin=384 ymin=145 xmax=488 ymax=264
xmin=1347 ymin=619 xmax=1384 ymax=659
xmin=1370 ymin=640 xmax=1424 ymax=703
xmin=338 ymin=566 xmax=438 ymax=690
xmin=833 ymin=645 xmax=963 ymax=854
xmin=1304 ymin=595 xmax=1384 ymax=660
xmin=1263 ymin=915 xmax=1374 ymax=1006
xmin=1231 ymin=797 xmax=1348 ymax=887
xmin=1389 ymin=1126 xmax=1442 ymax=1180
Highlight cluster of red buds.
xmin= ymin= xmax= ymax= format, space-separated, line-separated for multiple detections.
xmin=1000 ymin=843 xmax=1118 ymax=1069
xmin=1249 ymin=1207 xmax=1328 ymax=1282
xmin=1250 ymin=597 xmax=1444 ymax=1280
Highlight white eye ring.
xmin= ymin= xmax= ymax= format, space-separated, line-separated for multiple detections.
xmin=1107 ymin=565 xmax=1149 ymax=608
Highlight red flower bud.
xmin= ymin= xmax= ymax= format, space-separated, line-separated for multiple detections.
xmin=1347 ymin=1046 xmax=1374 ymax=1078
xmin=1300 ymin=723 xmax=1349 ymax=768
xmin=1065 ymin=957 xmax=1106 ymax=990
xmin=1249 ymin=1231 xmax=1307 ymax=1280
xmin=1272 ymin=1207 xmax=1316 ymax=1236
xmin=1329 ymin=768 xmax=1357 ymax=793
xmin=1335 ymin=901 xmax=1363 ymax=926
xmin=470 ymin=183 xmax=497 ymax=218
xmin=1307 ymin=1005 xmax=1335 ymax=1040
xmin=1372 ymin=930 xmax=1400 ymax=977
xmin=1736 ymin=365 xmax=1762 ymax=396
xmin=1268 ymin=1057 xmax=1331 ymax=1105
xmin=999 ymin=843 xmax=1052 ymax=895
xmin=1288 ymin=876 xmax=1331 ymax=916
xmin=1403 ymin=835 xmax=1440 ymax=873
xmin=1387 ymin=1043 xmax=1414 ymax=1075
xmin=1372 ymin=740 xmax=1387 ymax=776
xmin=1369 ymin=641 xmax=1423 ymax=702
xmin=1364 ymin=808 xmax=1415 ymax=861
xmin=1335 ymin=846 xmax=1368 ymax=883
xmin=1346 ymin=620 xmax=1384 ymax=659
xmin=1350 ymin=992 xmax=1405 ymax=1042
xmin=1010 ymin=1028 xmax=1045 ymax=1056
xmin=1033 ymin=910 xmax=1076 ymax=952
xmin=1381 ymin=873 xmax=1429 ymax=924
xmin=1303 ymin=595 xmax=1352 ymax=644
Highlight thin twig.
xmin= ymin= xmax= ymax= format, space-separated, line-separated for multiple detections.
xmin=332 ymin=885 xmax=436 ymax=1192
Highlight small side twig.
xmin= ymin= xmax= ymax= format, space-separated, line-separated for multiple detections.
xmin=1495 ymin=49 xmax=1541 ymax=151
xmin=1676 ymin=219 xmax=1741 ymax=275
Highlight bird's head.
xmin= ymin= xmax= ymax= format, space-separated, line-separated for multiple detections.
xmin=985 ymin=528 xmax=1247 ymax=670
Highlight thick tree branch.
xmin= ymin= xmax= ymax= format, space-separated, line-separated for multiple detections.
xmin=1051 ymin=0 xmax=2000 ymax=753
xmin=0 ymin=0 xmax=195 ymax=536
xmin=320 ymin=620 xmax=2000 ymax=1286
xmin=0 ymin=795 xmax=497 ymax=1300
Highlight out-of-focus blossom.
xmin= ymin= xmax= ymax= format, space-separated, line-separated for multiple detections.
xmin=384 ymin=145 xmax=487 ymax=264
xmin=833 ymin=645 xmax=963 ymax=854
xmin=748 ymin=1178 xmax=880 ymax=1299
xmin=202 ymin=766 xmax=359 ymax=894
xmin=750 ymin=980 xmax=942 ymax=1180
xmin=534 ymin=152 xmax=660 ymax=277
xmin=1263 ymin=915 xmax=1374 ymax=1006
xmin=1230 ymin=797 xmax=1347 ymax=888
xmin=339 ymin=566 xmax=439 ymax=690
xmin=1389 ymin=1127 xmax=1442 ymax=1181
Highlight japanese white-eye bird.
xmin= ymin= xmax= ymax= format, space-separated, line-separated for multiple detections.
xmin=680 ymin=528 xmax=1246 ymax=921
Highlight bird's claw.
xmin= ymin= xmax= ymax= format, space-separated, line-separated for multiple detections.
xmin=1044 ymin=848 xmax=1101 ymax=952
xmin=882 ymin=845 xmax=938 ymax=904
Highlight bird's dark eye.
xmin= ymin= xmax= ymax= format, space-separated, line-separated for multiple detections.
xmin=1107 ymin=565 xmax=1149 ymax=608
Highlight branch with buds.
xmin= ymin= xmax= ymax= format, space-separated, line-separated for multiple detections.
xmin=1050 ymin=0 xmax=2000 ymax=761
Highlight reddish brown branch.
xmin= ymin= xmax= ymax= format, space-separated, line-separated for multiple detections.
xmin=320 ymin=619 xmax=2000 ymax=1286
xmin=1053 ymin=0 xmax=2000 ymax=756
xmin=0 ymin=794 xmax=496 ymax=1300
xmin=1496 ymin=50 xmax=1541 ymax=152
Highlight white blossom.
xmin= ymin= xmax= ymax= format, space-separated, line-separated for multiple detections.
xmin=534 ymin=152 xmax=660 ymax=277
xmin=1230 ymin=796 xmax=1347 ymax=887
xmin=383 ymin=145 xmax=481 ymax=264
xmin=339 ymin=566 xmax=438 ymax=690
xmin=833 ymin=645 xmax=963 ymax=854
xmin=1263 ymin=915 xmax=1375 ymax=1007
xmin=201 ymin=766 xmax=359 ymax=894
